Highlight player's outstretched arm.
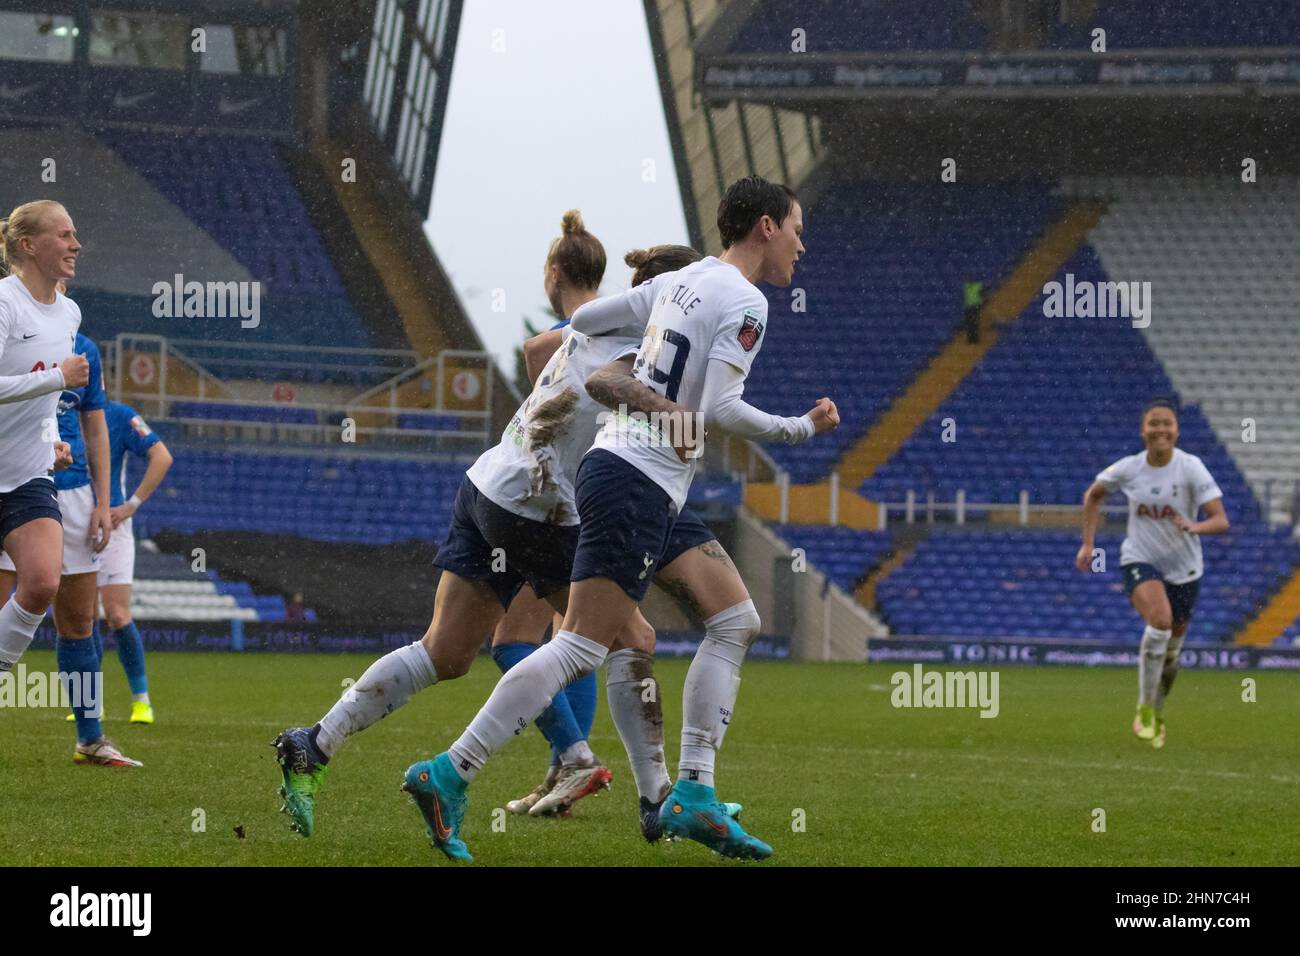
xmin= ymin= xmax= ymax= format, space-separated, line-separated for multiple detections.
xmin=699 ymin=357 xmax=834 ymax=445
xmin=522 ymin=330 xmax=565 ymax=385
xmin=585 ymin=357 xmax=702 ymax=462
xmin=569 ymin=292 xmax=645 ymax=339
xmin=1075 ymin=481 xmax=1109 ymax=571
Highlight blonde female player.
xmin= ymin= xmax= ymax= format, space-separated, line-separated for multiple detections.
xmin=491 ymin=211 xmax=612 ymax=819
xmin=96 ymin=399 xmax=173 ymax=723
xmin=1076 ymin=399 xmax=1229 ymax=749
xmin=0 ymin=202 xmax=137 ymax=766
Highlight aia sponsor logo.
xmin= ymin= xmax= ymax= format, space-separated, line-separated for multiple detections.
xmin=1136 ymin=503 xmax=1179 ymax=519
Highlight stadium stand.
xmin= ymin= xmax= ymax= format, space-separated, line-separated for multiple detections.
xmin=876 ymin=526 xmax=1297 ymax=644
xmin=744 ymin=179 xmax=1062 ymax=485
xmin=730 ymin=0 xmax=988 ymax=51
xmin=129 ymin=448 xmax=466 ymax=546
xmin=858 ymin=245 xmax=1256 ymax=514
xmin=1076 ymin=176 xmax=1300 ymax=529
xmin=1083 ymin=0 xmax=1299 ymax=49
xmin=770 ymin=525 xmax=894 ymax=592
xmin=130 ymin=551 xmax=312 ymax=623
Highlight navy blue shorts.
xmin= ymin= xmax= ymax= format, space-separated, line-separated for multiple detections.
xmin=1122 ymin=562 xmax=1200 ymax=624
xmin=571 ymin=450 xmax=677 ymax=602
xmin=433 ymin=476 xmax=579 ymax=610
xmin=658 ymin=506 xmax=716 ymax=569
xmin=0 ymin=477 xmax=61 ymax=547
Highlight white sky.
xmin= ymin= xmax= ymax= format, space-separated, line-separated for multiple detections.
xmin=427 ymin=0 xmax=690 ymax=377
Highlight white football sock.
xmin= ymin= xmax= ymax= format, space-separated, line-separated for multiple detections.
xmin=316 ymin=641 xmax=437 ymax=758
xmin=1138 ymin=624 xmax=1171 ymax=707
xmin=449 ymin=630 xmax=606 ymax=782
xmin=558 ymin=740 xmax=595 ymax=767
xmin=678 ymin=600 xmax=760 ymax=789
xmin=1156 ymin=633 xmax=1185 ymax=714
xmin=605 ymin=648 xmax=670 ymax=802
xmin=0 ymin=596 xmax=45 ymax=670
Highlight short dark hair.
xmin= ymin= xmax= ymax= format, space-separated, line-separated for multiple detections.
xmin=1141 ymin=398 xmax=1179 ymax=421
xmin=716 ymin=175 xmax=797 ymax=249
xmin=624 ymin=244 xmax=702 ymax=287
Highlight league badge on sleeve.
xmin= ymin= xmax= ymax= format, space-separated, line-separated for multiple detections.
xmin=738 ymin=308 xmax=765 ymax=352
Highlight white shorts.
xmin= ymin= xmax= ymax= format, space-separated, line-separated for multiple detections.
xmin=97 ymin=515 xmax=135 ymax=587
xmin=0 ymin=483 xmax=103 ymax=577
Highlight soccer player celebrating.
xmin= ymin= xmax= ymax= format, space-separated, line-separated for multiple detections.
xmin=0 ymin=202 xmax=90 ymax=676
xmin=491 ymin=211 xmax=613 ymax=817
xmin=1076 ymin=400 xmax=1229 ymax=748
xmin=271 ymin=240 xmax=698 ymax=839
xmin=97 ymin=399 xmax=173 ymax=723
xmin=403 ymin=176 xmax=839 ymax=861
xmin=0 ymin=203 xmax=136 ymax=765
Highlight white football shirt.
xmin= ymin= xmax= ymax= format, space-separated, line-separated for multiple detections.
xmin=1095 ymin=447 xmax=1223 ymax=583
xmin=0 ymin=275 xmax=79 ymax=492
xmin=467 ymin=328 xmax=640 ymax=526
xmin=589 ymin=257 xmax=768 ymax=510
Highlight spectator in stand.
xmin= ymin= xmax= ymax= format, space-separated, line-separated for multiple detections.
xmin=963 ymin=280 xmax=984 ymax=344
xmin=285 ymin=592 xmax=307 ymax=622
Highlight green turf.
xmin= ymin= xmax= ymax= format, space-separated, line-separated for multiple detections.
xmin=1 ymin=650 xmax=1295 ymax=866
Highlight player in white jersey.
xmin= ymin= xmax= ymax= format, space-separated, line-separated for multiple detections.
xmin=0 ymin=207 xmax=134 ymax=767
xmin=1076 ymin=400 xmax=1229 ymax=748
xmin=0 ymin=202 xmax=92 ymax=680
xmin=504 ymin=242 xmax=754 ymax=840
xmin=270 ymin=239 xmax=699 ymax=839
xmin=405 ymin=176 xmax=840 ymax=862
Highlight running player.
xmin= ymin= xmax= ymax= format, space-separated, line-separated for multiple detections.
xmin=0 ymin=203 xmax=135 ymax=765
xmin=492 ymin=211 xmax=611 ymax=818
xmin=403 ymin=176 xmax=840 ymax=861
xmin=1076 ymin=399 xmax=1229 ymax=749
xmin=514 ymin=243 xmax=753 ymax=840
xmin=271 ymin=240 xmax=699 ymax=839
xmin=96 ymin=399 xmax=173 ymax=724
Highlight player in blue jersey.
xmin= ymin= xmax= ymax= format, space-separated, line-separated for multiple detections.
xmin=406 ymin=177 xmax=839 ymax=861
xmin=0 ymin=319 xmax=139 ymax=765
xmin=96 ymin=400 xmax=173 ymax=724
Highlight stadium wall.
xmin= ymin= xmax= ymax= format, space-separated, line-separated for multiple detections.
xmin=644 ymin=0 xmax=824 ymax=252
xmin=734 ymin=510 xmax=887 ymax=661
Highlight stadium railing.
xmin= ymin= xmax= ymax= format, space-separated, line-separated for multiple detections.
xmin=104 ymin=335 xmax=495 ymax=454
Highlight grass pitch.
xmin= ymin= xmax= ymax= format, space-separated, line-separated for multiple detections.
xmin=2 ymin=650 xmax=1296 ymax=866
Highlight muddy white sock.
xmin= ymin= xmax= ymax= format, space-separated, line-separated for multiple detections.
xmin=448 ymin=630 xmax=606 ymax=782
xmin=606 ymin=648 xmax=670 ymax=801
xmin=316 ymin=642 xmax=437 ymax=758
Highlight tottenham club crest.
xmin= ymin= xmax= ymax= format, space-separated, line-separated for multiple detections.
xmin=738 ymin=308 xmax=764 ymax=352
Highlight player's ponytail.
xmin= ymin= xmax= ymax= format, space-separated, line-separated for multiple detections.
xmin=0 ymin=218 xmax=8 ymax=278
xmin=625 ymin=244 xmax=702 ymax=287
xmin=546 ymin=209 xmax=606 ymax=291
